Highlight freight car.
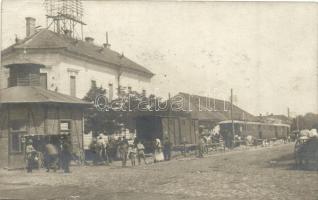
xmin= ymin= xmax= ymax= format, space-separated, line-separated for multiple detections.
xmin=135 ymin=114 xmax=199 ymax=152
xmin=218 ymin=120 xmax=290 ymax=145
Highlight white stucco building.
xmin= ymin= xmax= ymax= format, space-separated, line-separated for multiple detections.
xmin=1 ymin=17 xmax=154 ymax=100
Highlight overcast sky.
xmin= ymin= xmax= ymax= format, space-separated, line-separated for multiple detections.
xmin=1 ymin=0 xmax=318 ymax=116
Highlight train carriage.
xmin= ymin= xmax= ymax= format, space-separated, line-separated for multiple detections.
xmin=134 ymin=112 xmax=200 ymax=152
xmin=219 ymin=120 xmax=290 ymax=143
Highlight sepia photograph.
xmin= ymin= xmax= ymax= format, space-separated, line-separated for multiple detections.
xmin=0 ymin=0 xmax=317 ymax=199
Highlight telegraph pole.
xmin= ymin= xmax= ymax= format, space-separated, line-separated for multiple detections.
xmin=230 ymin=88 xmax=235 ymax=148
xmin=287 ymin=107 xmax=290 ymax=118
xmin=167 ymin=92 xmax=171 ymax=139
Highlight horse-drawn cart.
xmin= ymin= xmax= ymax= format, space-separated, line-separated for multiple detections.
xmin=294 ymin=136 xmax=318 ymax=170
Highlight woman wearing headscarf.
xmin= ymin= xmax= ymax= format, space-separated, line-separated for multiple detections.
xmin=153 ymin=138 xmax=164 ymax=163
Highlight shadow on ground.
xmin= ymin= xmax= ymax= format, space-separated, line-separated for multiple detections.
xmin=265 ymin=152 xmax=318 ymax=171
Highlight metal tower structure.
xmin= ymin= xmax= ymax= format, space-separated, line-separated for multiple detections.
xmin=44 ymin=0 xmax=86 ymax=39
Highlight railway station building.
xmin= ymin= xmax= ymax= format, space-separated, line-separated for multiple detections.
xmin=1 ymin=17 xmax=154 ymax=100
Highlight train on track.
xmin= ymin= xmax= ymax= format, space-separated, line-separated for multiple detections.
xmin=219 ymin=120 xmax=290 ymax=141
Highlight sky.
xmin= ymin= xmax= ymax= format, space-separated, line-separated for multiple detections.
xmin=1 ymin=0 xmax=318 ymax=116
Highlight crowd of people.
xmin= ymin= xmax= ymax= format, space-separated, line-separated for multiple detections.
xmin=89 ymin=135 xmax=173 ymax=167
xmin=24 ymin=133 xmax=222 ymax=172
xmin=90 ymin=135 xmax=172 ymax=167
xmin=25 ymin=131 xmax=284 ymax=172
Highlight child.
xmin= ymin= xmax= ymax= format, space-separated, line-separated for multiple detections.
xmin=137 ymin=141 xmax=147 ymax=165
xmin=128 ymin=145 xmax=137 ymax=166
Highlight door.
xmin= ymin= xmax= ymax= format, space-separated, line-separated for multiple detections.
xmin=40 ymin=73 xmax=47 ymax=89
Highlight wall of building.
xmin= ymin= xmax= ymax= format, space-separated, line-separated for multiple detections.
xmin=1 ymin=51 xmax=153 ymax=100
xmin=56 ymin=55 xmax=152 ymax=99
xmin=120 ymin=71 xmax=151 ymax=95
xmin=56 ymin=55 xmax=117 ymax=98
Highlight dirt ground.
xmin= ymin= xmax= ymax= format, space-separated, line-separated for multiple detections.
xmin=0 ymin=143 xmax=317 ymax=200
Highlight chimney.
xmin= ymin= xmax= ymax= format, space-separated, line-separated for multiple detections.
xmin=15 ymin=34 xmax=22 ymax=44
xmin=26 ymin=17 xmax=36 ymax=37
xmin=103 ymin=32 xmax=111 ymax=48
xmin=103 ymin=43 xmax=111 ymax=48
xmin=85 ymin=37 xmax=94 ymax=44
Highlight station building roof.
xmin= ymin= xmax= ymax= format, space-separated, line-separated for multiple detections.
xmin=0 ymin=86 xmax=91 ymax=105
xmin=2 ymin=29 xmax=154 ymax=77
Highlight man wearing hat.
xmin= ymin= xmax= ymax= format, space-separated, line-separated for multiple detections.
xmin=60 ymin=140 xmax=72 ymax=173
xmin=119 ymin=136 xmax=129 ymax=167
xmin=163 ymin=136 xmax=172 ymax=161
xmin=25 ymin=139 xmax=36 ymax=173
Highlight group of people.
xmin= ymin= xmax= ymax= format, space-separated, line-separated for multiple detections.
xmin=89 ymin=136 xmax=173 ymax=167
xmin=120 ymin=137 xmax=148 ymax=167
xmin=24 ymin=134 xmax=203 ymax=172
xmin=90 ymin=136 xmax=148 ymax=167
xmin=25 ymin=137 xmax=73 ymax=173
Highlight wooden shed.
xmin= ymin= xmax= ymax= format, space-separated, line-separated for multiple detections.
xmin=0 ymin=60 xmax=90 ymax=169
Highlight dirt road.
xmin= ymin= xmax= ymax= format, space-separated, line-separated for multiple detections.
xmin=0 ymin=144 xmax=317 ymax=200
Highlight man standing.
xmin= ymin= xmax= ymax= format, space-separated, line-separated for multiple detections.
xmin=163 ymin=137 xmax=172 ymax=161
xmin=60 ymin=141 xmax=72 ymax=173
xmin=25 ymin=139 xmax=35 ymax=173
xmin=198 ymin=136 xmax=205 ymax=158
xmin=119 ymin=136 xmax=129 ymax=167
xmin=106 ymin=138 xmax=114 ymax=164
xmin=97 ymin=135 xmax=106 ymax=164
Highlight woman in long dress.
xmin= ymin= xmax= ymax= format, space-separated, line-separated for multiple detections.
xmin=153 ymin=138 xmax=164 ymax=163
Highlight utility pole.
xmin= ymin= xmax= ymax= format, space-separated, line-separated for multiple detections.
xmin=117 ymin=54 xmax=124 ymax=97
xmin=167 ymin=92 xmax=171 ymax=139
xmin=117 ymin=69 xmax=122 ymax=97
xmin=230 ymin=88 xmax=235 ymax=148
xmin=287 ymin=107 xmax=290 ymax=118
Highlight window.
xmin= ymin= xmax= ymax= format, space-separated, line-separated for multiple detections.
xmin=70 ymin=76 xmax=76 ymax=97
xmin=9 ymin=120 xmax=26 ymax=153
xmin=60 ymin=121 xmax=71 ymax=135
xmin=91 ymin=80 xmax=96 ymax=88
xmin=40 ymin=73 xmax=47 ymax=89
xmin=10 ymin=133 xmax=22 ymax=153
xmin=10 ymin=120 xmax=26 ymax=132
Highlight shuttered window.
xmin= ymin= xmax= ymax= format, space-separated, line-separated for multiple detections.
xmin=70 ymin=76 xmax=76 ymax=97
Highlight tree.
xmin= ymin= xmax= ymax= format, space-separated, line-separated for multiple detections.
xmin=83 ymin=84 xmax=163 ymax=136
xmin=82 ymin=84 xmax=111 ymax=135
xmin=291 ymin=113 xmax=318 ymax=131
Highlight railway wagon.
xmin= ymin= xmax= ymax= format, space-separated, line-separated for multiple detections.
xmin=135 ymin=115 xmax=199 ymax=151
xmin=219 ymin=120 xmax=290 ymax=140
